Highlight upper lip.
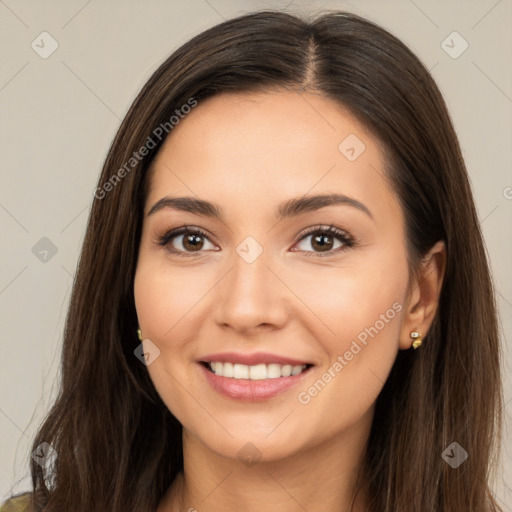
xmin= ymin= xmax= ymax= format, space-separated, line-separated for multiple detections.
xmin=199 ymin=352 xmax=313 ymax=366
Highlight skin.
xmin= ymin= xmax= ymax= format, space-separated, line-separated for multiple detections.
xmin=133 ymin=89 xmax=445 ymax=512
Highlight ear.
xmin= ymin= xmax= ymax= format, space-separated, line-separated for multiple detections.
xmin=399 ymin=240 xmax=446 ymax=350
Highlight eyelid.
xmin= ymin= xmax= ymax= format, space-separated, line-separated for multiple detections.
xmin=154 ymin=225 xmax=219 ymax=257
xmin=294 ymin=224 xmax=353 ymax=243
xmin=291 ymin=224 xmax=355 ymax=257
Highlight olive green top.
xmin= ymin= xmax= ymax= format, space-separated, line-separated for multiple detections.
xmin=0 ymin=494 xmax=33 ymax=512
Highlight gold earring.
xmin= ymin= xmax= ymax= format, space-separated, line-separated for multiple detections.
xmin=410 ymin=330 xmax=422 ymax=349
xmin=137 ymin=328 xmax=143 ymax=342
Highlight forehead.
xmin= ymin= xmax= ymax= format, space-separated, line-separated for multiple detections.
xmin=145 ymin=90 xmax=397 ymax=218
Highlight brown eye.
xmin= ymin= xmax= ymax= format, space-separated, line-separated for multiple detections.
xmin=293 ymin=225 xmax=354 ymax=257
xmin=311 ymin=233 xmax=334 ymax=252
xmin=157 ymin=226 xmax=217 ymax=255
xmin=182 ymin=233 xmax=205 ymax=251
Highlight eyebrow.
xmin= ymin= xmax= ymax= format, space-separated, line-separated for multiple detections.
xmin=147 ymin=193 xmax=373 ymax=220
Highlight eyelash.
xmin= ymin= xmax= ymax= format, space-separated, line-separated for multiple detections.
xmin=295 ymin=225 xmax=355 ymax=258
xmin=154 ymin=224 xmax=355 ymax=258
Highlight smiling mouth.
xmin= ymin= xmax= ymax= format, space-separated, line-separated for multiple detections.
xmin=200 ymin=361 xmax=314 ymax=380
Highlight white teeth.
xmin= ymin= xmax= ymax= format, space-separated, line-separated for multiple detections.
xmin=223 ymin=362 xmax=234 ymax=378
xmin=267 ymin=364 xmax=282 ymax=379
xmin=233 ymin=363 xmax=249 ymax=379
xmin=207 ymin=362 xmax=308 ymax=379
xmin=249 ymin=364 xmax=267 ymax=380
xmin=291 ymin=365 xmax=303 ymax=376
xmin=281 ymin=365 xmax=292 ymax=377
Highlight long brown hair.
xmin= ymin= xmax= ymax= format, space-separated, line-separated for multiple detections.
xmin=17 ymin=10 xmax=503 ymax=511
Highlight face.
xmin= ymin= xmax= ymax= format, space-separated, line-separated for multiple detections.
xmin=134 ymin=90 xmax=411 ymax=462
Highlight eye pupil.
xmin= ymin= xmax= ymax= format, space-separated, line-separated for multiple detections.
xmin=183 ymin=233 xmax=204 ymax=251
xmin=312 ymin=233 xmax=333 ymax=252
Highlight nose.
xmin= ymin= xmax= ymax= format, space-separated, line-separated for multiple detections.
xmin=213 ymin=248 xmax=289 ymax=335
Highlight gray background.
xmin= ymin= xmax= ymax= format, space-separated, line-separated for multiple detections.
xmin=1 ymin=0 xmax=511 ymax=508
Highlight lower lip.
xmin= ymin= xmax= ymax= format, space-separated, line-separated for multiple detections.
xmin=199 ymin=363 xmax=312 ymax=402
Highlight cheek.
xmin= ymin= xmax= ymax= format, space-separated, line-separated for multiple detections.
xmin=134 ymin=256 xmax=216 ymax=339
xmin=133 ymin=255 xmax=218 ymax=407
xmin=287 ymin=253 xmax=408 ymax=350
xmin=134 ymin=258 xmax=208 ymax=423
xmin=291 ymin=254 xmax=408 ymax=431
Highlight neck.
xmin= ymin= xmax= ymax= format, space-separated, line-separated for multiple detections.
xmin=158 ymin=411 xmax=373 ymax=512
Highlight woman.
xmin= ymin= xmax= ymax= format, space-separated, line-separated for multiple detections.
xmin=1 ymin=10 xmax=503 ymax=512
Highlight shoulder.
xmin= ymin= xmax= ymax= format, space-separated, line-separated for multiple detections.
xmin=0 ymin=493 xmax=34 ymax=512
